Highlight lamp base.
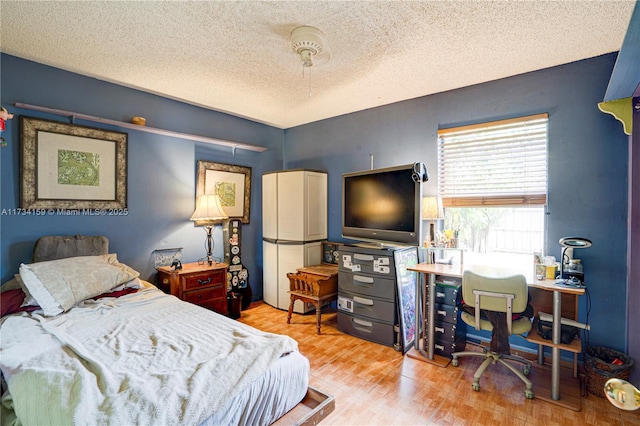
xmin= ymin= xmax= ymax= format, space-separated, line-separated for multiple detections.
xmin=429 ymin=221 xmax=436 ymax=246
xmin=204 ymin=225 xmax=214 ymax=265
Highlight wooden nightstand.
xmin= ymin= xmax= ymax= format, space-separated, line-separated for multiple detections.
xmin=156 ymin=262 xmax=228 ymax=315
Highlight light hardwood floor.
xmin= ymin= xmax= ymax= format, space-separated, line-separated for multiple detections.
xmin=238 ymin=302 xmax=638 ymax=426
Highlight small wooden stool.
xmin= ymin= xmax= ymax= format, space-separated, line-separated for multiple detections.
xmin=286 ymin=271 xmax=338 ymax=335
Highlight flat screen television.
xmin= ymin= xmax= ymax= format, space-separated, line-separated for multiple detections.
xmin=342 ymin=163 xmax=425 ymax=246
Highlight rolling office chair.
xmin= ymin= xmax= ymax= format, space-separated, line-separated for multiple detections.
xmin=451 ymin=270 xmax=534 ymax=399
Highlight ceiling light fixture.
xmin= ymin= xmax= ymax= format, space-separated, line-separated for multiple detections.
xmin=291 ymin=26 xmax=326 ymax=67
xmin=291 ymin=26 xmax=328 ymax=97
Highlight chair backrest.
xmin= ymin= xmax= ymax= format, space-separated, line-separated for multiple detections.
xmin=462 ymin=270 xmax=528 ymax=334
xmin=287 ymin=272 xmax=326 ymax=297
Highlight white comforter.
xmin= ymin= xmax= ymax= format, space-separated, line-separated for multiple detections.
xmin=0 ymin=286 xmax=299 ymax=425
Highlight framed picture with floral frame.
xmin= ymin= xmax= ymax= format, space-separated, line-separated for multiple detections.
xmin=20 ymin=116 xmax=127 ymax=210
xmin=196 ymin=160 xmax=251 ymax=224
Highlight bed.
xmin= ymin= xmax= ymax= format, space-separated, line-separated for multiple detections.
xmin=0 ymin=236 xmax=310 ymax=425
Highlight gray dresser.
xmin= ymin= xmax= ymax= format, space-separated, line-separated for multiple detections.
xmin=337 ymin=245 xmax=417 ymax=349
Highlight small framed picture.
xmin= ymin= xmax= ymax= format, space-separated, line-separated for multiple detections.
xmin=195 ymin=160 xmax=251 ymax=224
xmin=322 ymin=241 xmax=342 ymax=265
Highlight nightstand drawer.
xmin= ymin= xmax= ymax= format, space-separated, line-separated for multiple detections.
xmin=183 ymin=286 xmax=225 ymax=304
xmin=197 ymin=298 xmax=228 ymax=314
xmin=184 ymin=270 xmax=225 ymax=291
xmin=156 ymin=262 xmax=229 ymax=316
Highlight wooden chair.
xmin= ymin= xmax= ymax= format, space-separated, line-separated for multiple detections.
xmin=286 ymin=272 xmax=338 ymax=335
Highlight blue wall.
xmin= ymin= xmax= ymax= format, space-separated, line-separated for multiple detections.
xmin=0 ymin=54 xmax=285 ymax=300
xmin=1 ymin=52 xmax=629 ymax=353
xmin=284 ymin=53 xmax=629 ymax=353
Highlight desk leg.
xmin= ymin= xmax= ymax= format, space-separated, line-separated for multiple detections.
xmin=413 ymin=272 xmax=423 ymax=354
xmin=552 ymin=290 xmax=561 ymax=400
xmin=427 ymin=273 xmax=435 ymax=360
xmin=407 ymin=272 xmax=449 ymax=366
xmin=412 ymin=271 xmax=433 ymax=359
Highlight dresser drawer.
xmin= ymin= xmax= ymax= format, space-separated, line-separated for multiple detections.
xmin=339 ymin=272 xmax=395 ymax=301
xmin=432 ymin=319 xmax=466 ymax=342
xmin=197 ymin=297 xmax=227 ymax=314
xmin=426 ymin=335 xmax=466 ymax=358
xmin=183 ymin=269 xmax=225 ymax=291
xmin=339 ymin=247 xmax=395 ymax=277
xmin=337 ymin=312 xmax=396 ymax=347
xmin=428 ymin=283 xmax=462 ymax=306
xmin=429 ymin=302 xmax=462 ymax=324
xmin=183 ymin=286 xmax=225 ymax=305
xmin=338 ymin=290 xmax=396 ymax=322
xmin=435 ymin=275 xmax=462 ymax=286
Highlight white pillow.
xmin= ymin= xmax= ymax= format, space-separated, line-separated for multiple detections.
xmin=14 ymin=274 xmax=40 ymax=307
xmin=109 ymin=277 xmax=144 ymax=292
xmin=19 ymin=254 xmax=139 ymax=316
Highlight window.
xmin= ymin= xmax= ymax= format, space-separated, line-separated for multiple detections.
xmin=437 ymin=113 xmax=548 ymax=270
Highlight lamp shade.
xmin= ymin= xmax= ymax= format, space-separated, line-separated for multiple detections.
xmin=422 ymin=197 xmax=444 ymax=221
xmin=190 ymin=194 xmax=229 ymax=222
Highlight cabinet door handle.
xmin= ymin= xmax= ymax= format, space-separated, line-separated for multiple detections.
xmin=198 ymin=277 xmax=212 ymax=285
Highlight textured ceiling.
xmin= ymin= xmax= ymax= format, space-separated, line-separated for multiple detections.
xmin=0 ymin=1 xmax=635 ymax=129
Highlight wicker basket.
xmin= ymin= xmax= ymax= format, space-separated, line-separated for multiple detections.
xmin=585 ymin=346 xmax=634 ymax=397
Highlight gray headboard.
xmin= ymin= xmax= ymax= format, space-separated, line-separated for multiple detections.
xmin=32 ymin=235 xmax=109 ymax=263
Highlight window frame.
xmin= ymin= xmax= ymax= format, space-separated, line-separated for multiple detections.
xmin=437 ymin=113 xmax=548 ymax=208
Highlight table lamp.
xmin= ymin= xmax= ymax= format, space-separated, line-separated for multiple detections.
xmin=422 ymin=196 xmax=444 ymax=246
xmin=190 ymin=194 xmax=229 ymax=265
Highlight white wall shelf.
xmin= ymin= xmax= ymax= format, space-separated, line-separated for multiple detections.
xmin=14 ymin=102 xmax=267 ymax=153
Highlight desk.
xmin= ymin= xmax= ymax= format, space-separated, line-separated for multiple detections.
xmin=407 ymin=262 xmax=585 ymax=410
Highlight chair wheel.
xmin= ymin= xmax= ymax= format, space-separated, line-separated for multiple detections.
xmin=472 ymin=383 xmax=480 ymax=392
xmin=523 ymin=366 xmax=530 ymax=376
xmin=525 ymin=390 xmax=534 ymax=399
xmin=452 ymin=358 xmax=459 ymax=367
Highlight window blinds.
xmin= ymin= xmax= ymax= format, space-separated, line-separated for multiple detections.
xmin=437 ymin=113 xmax=548 ymax=207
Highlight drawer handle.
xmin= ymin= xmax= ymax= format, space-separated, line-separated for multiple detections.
xmin=354 ymin=254 xmax=374 ymax=261
xmin=352 ymin=317 xmax=373 ymax=333
xmin=435 ymin=344 xmax=444 ymax=351
xmin=352 ymin=317 xmax=373 ymax=327
xmin=435 ymin=326 xmax=444 ymax=333
xmin=437 ymin=310 xmax=447 ymax=317
xmin=353 ymin=296 xmax=374 ymax=306
xmin=197 ymin=277 xmax=212 ymax=285
xmin=353 ymin=275 xmax=374 ymax=285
